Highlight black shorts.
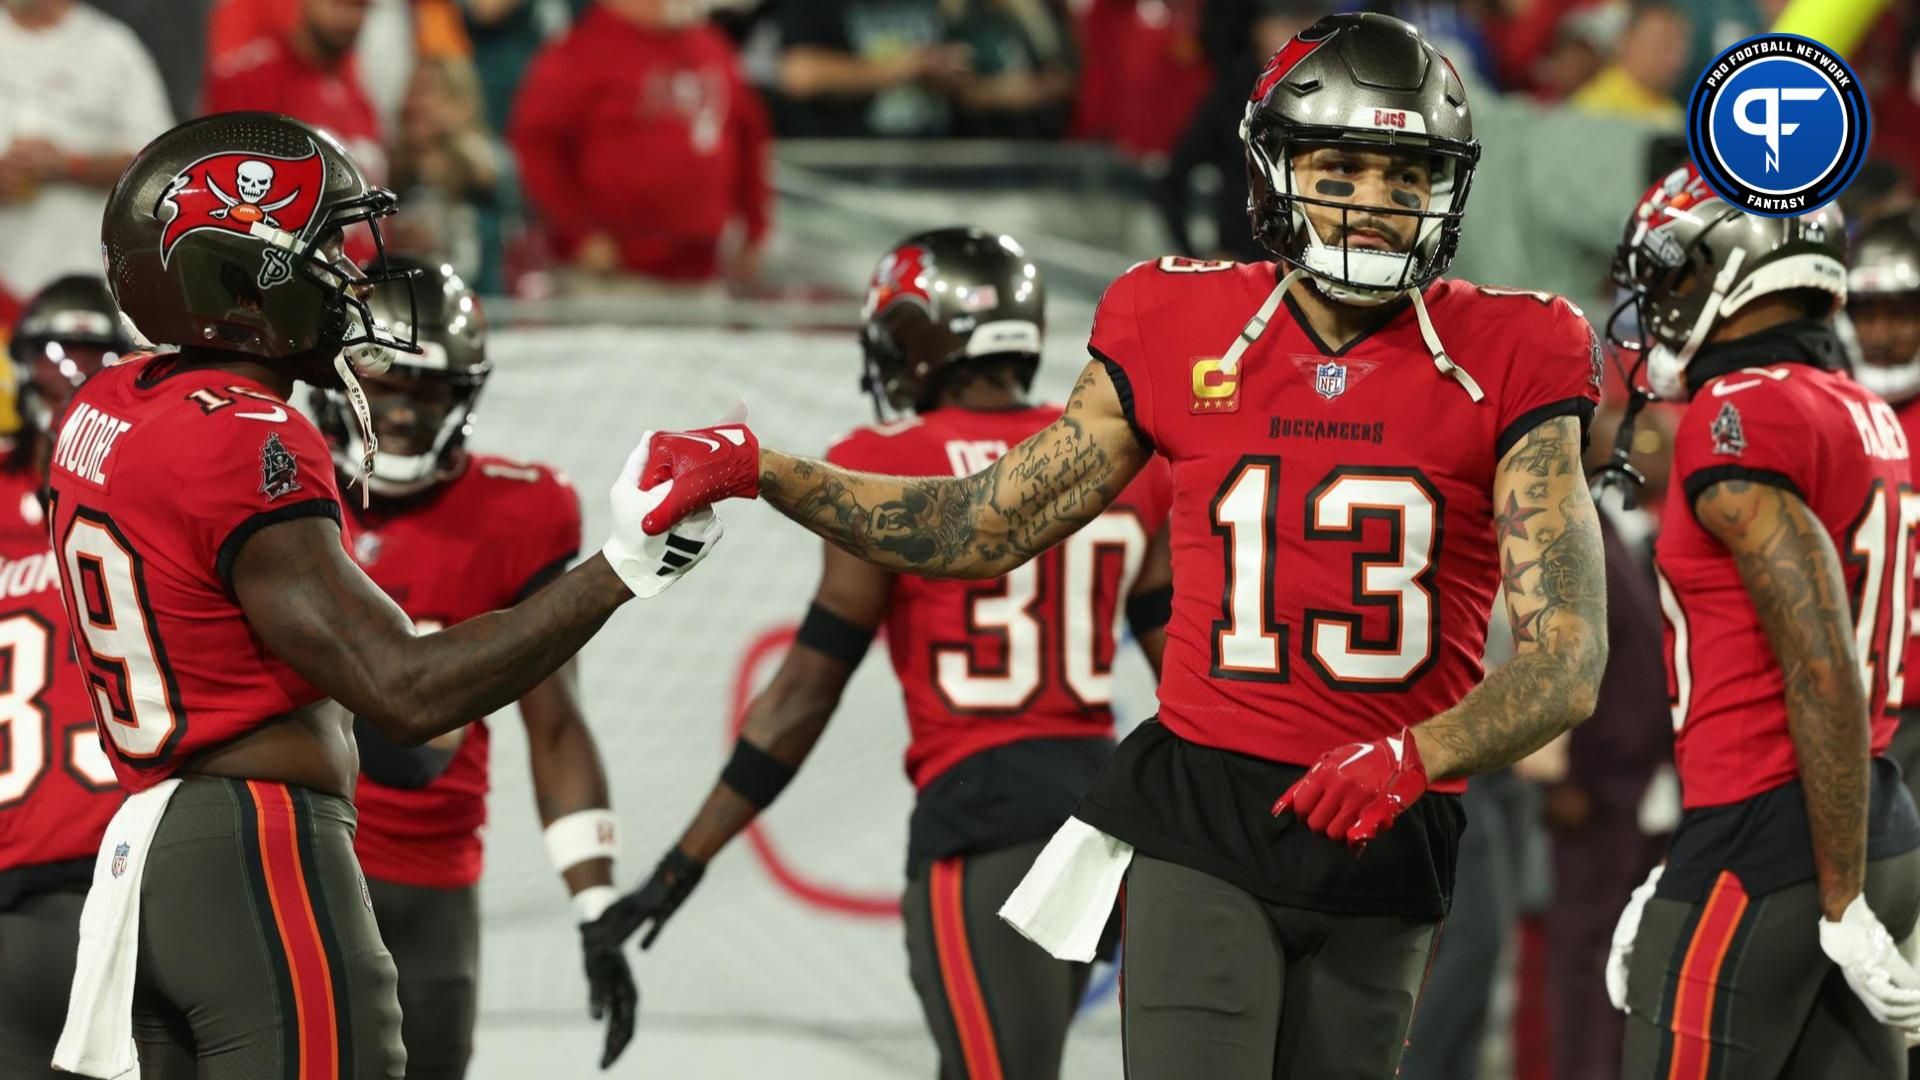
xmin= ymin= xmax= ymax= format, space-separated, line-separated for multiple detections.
xmin=133 ymin=777 xmax=405 ymax=1079
xmin=365 ymin=877 xmax=480 ymax=1080
xmin=0 ymin=884 xmax=85 ymax=1079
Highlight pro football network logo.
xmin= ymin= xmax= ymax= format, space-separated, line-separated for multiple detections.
xmin=156 ymin=145 xmax=326 ymax=287
xmin=1685 ymin=33 xmax=1870 ymax=216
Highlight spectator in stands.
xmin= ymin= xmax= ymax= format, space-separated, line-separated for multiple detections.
xmin=1569 ymin=0 xmax=1690 ymax=125
xmin=463 ymin=0 xmax=588 ymax=136
xmin=90 ymin=0 xmax=217 ymax=121
xmin=511 ymin=0 xmax=771 ymax=286
xmin=0 ymin=0 xmax=174 ymax=299
xmin=389 ymin=54 xmax=514 ymax=292
xmin=945 ymin=0 xmax=1077 ymax=138
xmin=775 ymin=0 xmax=972 ymax=137
xmin=1069 ymin=0 xmax=1212 ymax=162
xmin=204 ymin=0 xmax=388 ymax=183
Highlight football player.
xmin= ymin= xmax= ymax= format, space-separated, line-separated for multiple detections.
xmin=589 ymin=227 xmax=1173 ymax=1079
xmin=0 ymin=276 xmax=125 ymax=1080
xmin=43 ymin=113 xmax=717 ymax=1079
xmin=1848 ymin=210 xmax=1920 ymax=801
xmin=629 ymin=15 xmax=1611 ymax=1078
xmin=1604 ymin=167 xmax=1920 ymax=1076
xmin=308 ymin=258 xmax=621 ymax=1080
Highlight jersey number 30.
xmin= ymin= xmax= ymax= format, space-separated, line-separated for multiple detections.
xmin=1212 ymin=458 xmax=1440 ymax=689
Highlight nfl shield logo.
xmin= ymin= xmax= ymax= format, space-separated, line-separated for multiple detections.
xmin=1315 ymin=361 xmax=1348 ymax=400
xmin=111 ymin=842 xmax=130 ymax=878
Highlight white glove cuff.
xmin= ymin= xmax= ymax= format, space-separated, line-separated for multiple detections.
xmin=545 ymin=809 xmax=619 ymax=875
xmin=573 ymin=884 xmax=619 ymax=924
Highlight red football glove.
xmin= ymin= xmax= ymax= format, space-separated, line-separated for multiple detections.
xmin=1272 ymin=729 xmax=1428 ymax=850
xmin=638 ymin=421 xmax=760 ymax=535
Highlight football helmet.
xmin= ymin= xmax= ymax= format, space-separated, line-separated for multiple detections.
xmin=1242 ymin=13 xmax=1480 ymax=304
xmin=860 ymin=227 xmax=1044 ymax=421
xmin=1608 ymin=163 xmax=1846 ymax=400
xmin=1848 ymin=211 xmax=1920 ymax=404
xmin=101 ymin=112 xmax=417 ymax=373
xmin=9 ymin=275 xmax=131 ymax=435
xmin=313 ymin=257 xmax=491 ymax=497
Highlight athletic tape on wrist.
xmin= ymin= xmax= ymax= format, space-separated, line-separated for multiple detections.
xmin=721 ymin=738 xmax=797 ymax=809
xmin=573 ymin=884 xmax=619 ymax=924
xmin=544 ymin=809 xmax=619 ymax=875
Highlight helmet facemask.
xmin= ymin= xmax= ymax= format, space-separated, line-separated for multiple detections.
xmin=1244 ymin=114 xmax=1478 ymax=305
xmin=1850 ymin=290 xmax=1920 ymax=404
xmin=327 ymin=351 xmax=488 ymax=497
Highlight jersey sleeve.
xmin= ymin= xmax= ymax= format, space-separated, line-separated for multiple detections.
xmin=1494 ymin=294 xmax=1603 ymax=463
xmin=507 ymin=468 xmax=583 ymax=601
xmin=1088 ymin=263 xmax=1157 ymax=452
xmin=825 ymin=426 xmax=900 ymax=472
xmin=1673 ymin=381 xmax=1814 ymax=513
xmin=164 ymin=413 xmax=342 ymax=591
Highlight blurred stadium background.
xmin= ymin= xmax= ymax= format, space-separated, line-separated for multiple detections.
xmin=1 ymin=0 xmax=1915 ymax=1076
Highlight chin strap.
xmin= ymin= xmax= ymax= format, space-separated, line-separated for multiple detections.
xmin=1409 ymin=286 xmax=1484 ymax=402
xmin=1232 ymin=267 xmax=1485 ymax=404
xmin=1221 ymin=268 xmax=1304 ymax=377
xmin=333 ymin=352 xmax=378 ymax=509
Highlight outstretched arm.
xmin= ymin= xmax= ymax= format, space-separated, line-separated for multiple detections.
xmin=758 ymin=360 xmax=1152 ymax=580
xmin=235 ymin=523 xmax=635 ymax=747
xmin=584 ymin=544 xmax=892 ymax=964
xmin=1413 ymin=416 xmax=1609 ymax=779
xmin=1697 ymin=478 xmax=1867 ymax=920
xmin=677 ymin=544 xmax=892 ymax=863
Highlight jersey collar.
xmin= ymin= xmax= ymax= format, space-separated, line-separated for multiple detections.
xmin=1685 ymin=319 xmax=1845 ymax=396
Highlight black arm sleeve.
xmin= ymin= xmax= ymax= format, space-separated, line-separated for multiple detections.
xmin=354 ymin=719 xmax=459 ymax=789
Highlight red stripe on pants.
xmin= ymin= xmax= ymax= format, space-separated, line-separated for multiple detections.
xmin=249 ymin=781 xmax=341 ymax=1080
xmin=1666 ymin=871 xmax=1749 ymax=1080
xmin=929 ymin=858 xmax=1005 ymax=1080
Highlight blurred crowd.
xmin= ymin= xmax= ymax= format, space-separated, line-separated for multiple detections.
xmin=0 ymin=0 xmax=1916 ymax=310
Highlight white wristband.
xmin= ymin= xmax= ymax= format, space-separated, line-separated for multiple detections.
xmin=544 ymin=809 xmax=619 ymax=875
xmin=573 ymin=884 xmax=619 ymax=924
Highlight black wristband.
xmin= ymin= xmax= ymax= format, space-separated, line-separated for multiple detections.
xmin=1126 ymin=585 xmax=1174 ymax=638
xmin=795 ymin=601 xmax=875 ymax=667
xmin=721 ymin=738 xmax=798 ymax=809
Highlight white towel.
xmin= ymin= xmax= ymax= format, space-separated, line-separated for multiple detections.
xmin=52 ymin=779 xmax=180 ymax=1079
xmin=998 ymin=815 xmax=1134 ymax=963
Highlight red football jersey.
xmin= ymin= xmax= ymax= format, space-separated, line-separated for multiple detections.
xmin=826 ymin=406 xmax=1174 ymax=788
xmin=46 ymin=354 xmax=347 ymax=794
xmin=348 ymin=455 xmax=582 ymax=888
xmin=1093 ymin=260 xmax=1601 ymax=794
xmin=0 ymin=461 xmax=121 ymax=871
xmin=1898 ymin=395 xmax=1920 ymax=711
xmin=1658 ymin=364 xmax=1912 ymax=808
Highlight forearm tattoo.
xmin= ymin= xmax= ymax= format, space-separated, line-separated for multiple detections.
xmin=759 ymin=365 xmax=1130 ymax=578
xmin=1703 ymin=479 xmax=1868 ymax=908
xmin=1422 ymin=419 xmax=1609 ymax=779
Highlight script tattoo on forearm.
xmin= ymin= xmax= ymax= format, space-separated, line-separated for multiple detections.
xmin=1703 ymin=479 xmax=1868 ymax=913
xmin=1419 ymin=418 xmax=1609 ymax=780
xmin=759 ymin=365 xmax=1129 ymax=578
